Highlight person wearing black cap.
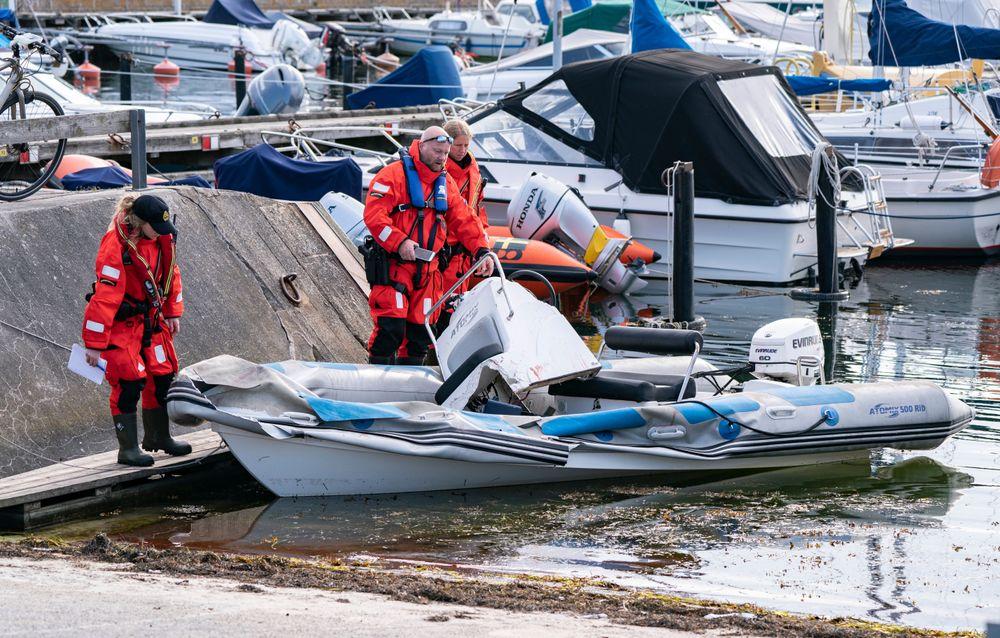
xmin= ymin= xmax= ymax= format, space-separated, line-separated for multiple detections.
xmin=82 ymin=193 xmax=190 ymax=466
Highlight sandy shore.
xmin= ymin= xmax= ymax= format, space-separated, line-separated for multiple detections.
xmin=0 ymin=536 xmax=979 ymax=638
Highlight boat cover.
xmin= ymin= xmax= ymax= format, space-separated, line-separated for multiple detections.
xmin=869 ymin=0 xmax=1000 ymax=66
xmin=213 ymin=143 xmax=362 ymax=202
xmin=204 ymin=0 xmax=275 ymax=29
xmin=493 ymin=49 xmax=858 ymax=205
xmin=543 ymin=0 xmax=703 ymax=42
xmin=345 ymin=45 xmax=462 ymax=110
xmin=630 ymin=0 xmax=690 ymax=52
xmin=60 ymin=166 xmax=211 ymax=190
xmin=786 ymin=76 xmax=892 ymax=96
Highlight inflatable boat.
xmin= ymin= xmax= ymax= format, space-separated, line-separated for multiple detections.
xmin=167 ymin=254 xmax=975 ymax=497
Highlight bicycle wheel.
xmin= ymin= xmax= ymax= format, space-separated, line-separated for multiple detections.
xmin=0 ymin=90 xmax=67 ymax=202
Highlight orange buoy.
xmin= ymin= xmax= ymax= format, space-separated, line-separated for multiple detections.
xmin=153 ymin=56 xmax=181 ymax=92
xmin=227 ymin=58 xmax=254 ymax=77
xmin=475 ymin=233 xmax=597 ymax=297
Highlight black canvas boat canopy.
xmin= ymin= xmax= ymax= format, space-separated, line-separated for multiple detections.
xmin=491 ymin=49 xmax=854 ymax=206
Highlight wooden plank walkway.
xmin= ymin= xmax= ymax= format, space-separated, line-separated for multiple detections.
xmin=0 ymin=430 xmax=231 ymax=532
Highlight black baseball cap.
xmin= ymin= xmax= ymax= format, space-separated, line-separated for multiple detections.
xmin=132 ymin=195 xmax=177 ymax=236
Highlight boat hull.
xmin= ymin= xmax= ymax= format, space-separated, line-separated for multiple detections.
xmin=216 ymin=423 xmax=871 ymax=497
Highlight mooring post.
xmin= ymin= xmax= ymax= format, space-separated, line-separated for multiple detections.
xmin=326 ymin=32 xmax=342 ymax=100
xmin=791 ymin=146 xmax=849 ymax=302
xmin=129 ymin=109 xmax=147 ymax=191
xmin=341 ymin=50 xmax=356 ymax=108
xmin=118 ymin=54 xmax=132 ymax=103
xmin=233 ymin=47 xmax=247 ymax=110
xmin=662 ymin=162 xmax=705 ymax=330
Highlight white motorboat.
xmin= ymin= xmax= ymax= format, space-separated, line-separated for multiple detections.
xmin=1 ymin=53 xmax=212 ymax=123
xmin=167 ymin=262 xmax=975 ymax=497
xmin=462 ymin=29 xmax=627 ymax=101
xmin=378 ymin=3 xmax=544 ymax=59
xmin=90 ymin=0 xmax=323 ymax=73
xmin=445 ymin=50 xmax=897 ymax=284
xmin=814 ymin=92 xmax=1000 ymax=255
xmin=672 ymin=11 xmax=814 ymax=63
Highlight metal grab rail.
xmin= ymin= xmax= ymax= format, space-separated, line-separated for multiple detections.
xmin=928 ymin=143 xmax=990 ymax=191
xmin=424 ymin=251 xmax=510 ymax=351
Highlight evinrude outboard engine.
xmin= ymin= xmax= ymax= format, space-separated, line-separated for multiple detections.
xmin=749 ymin=318 xmax=825 ymax=386
xmin=270 ymin=20 xmax=324 ymax=69
xmin=234 ymin=64 xmax=305 ymax=116
xmin=506 ymin=173 xmax=646 ymax=295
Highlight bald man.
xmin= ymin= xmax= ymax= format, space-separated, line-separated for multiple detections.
xmin=362 ymin=126 xmax=494 ymax=365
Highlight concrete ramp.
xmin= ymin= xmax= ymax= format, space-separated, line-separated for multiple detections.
xmin=0 ymin=187 xmax=371 ymax=477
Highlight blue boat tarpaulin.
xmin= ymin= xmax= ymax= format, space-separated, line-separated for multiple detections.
xmin=345 ymin=45 xmax=462 ymax=110
xmin=0 ymin=8 xmax=17 ymax=47
xmin=629 ymin=0 xmax=690 ymax=53
xmin=60 ymin=166 xmax=211 ymax=190
xmin=569 ymin=0 xmax=593 ymax=13
xmin=786 ymin=75 xmax=892 ymax=96
xmin=869 ymin=0 xmax=1000 ymax=66
xmin=214 ymin=143 xmax=362 ymax=202
xmin=536 ymin=0 xmax=551 ymax=25
xmin=204 ymin=0 xmax=275 ymax=29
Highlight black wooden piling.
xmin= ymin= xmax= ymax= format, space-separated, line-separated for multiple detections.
xmin=118 ymin=54 xmax=132 ymax=103
xmin=662 ymin=162 xmax=705 ymax=330
xmin=791 ymin=147 xmax=849 ymax=301
xmin=233 ymin=47 xmax=247 ymax=110
xmin=341 ymin=51 xmax=356 ymax=108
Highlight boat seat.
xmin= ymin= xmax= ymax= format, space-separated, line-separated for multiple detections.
xmin=604 ymin=326 xmax=703 ymax=356
xmin=548 ymin=371 xmax=695 ymax=403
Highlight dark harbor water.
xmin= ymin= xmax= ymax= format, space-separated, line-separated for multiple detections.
xmin=38 ymin=261 xmax=1000 ymax=632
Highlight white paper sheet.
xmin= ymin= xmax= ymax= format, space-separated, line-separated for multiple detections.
xmin=68 ymin=343 xmax=107 ymax=385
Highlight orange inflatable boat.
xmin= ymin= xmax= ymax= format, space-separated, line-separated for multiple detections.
xmin=488 ymin=225 xmax=660 ymax=266
xmin=476 ymin=235 xmax=597 ymax=296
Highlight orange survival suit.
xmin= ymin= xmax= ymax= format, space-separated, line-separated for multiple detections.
xmin=363 ymin=139 xmax=490 ymax=364
xmin=82 ymin=217 xmax=183 ymax=416
xmin=441 ymin=151 xmax=489 ymax=303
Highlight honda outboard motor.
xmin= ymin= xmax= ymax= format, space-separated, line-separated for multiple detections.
xmin=271 ymin=20 xmax=323 ymax=69
xmin=506 ymin=173 xmax=646 ymax=295
xmin=235 ymin=64 xmax=305 ymax=116
xmin=749 ymin=318 xmax=825 ymax=386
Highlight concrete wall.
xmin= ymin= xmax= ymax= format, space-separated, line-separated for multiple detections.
xmin=0 ymin=186 xmax=371 ymax=477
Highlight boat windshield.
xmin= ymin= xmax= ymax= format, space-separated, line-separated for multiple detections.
xmin=470 ymin=109 xmax=600 ymax=165
xmin=521 ymin=80 xmax=594 ymax=142
xmin=517 ymin=43 xmax=620 ymax=69
xmin=717 ymin=74 xmax=824 ymax=158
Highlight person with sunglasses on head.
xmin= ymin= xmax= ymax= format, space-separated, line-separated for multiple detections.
xmin=363 ymin=126 xmax=494 ymax=365
xmin=436 ymin=118 xmax=490 ymax=334
xmin=82 ymin=194 xmax=191 ymax=467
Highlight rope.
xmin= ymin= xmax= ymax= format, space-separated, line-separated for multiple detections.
xmin=487 ymin=1 xmax=518 ymax=99
xmin=0 ymin=318 xmax=71 ymax=351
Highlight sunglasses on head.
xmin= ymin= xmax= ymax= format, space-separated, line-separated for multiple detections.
xmin=424 ymin=134 xmax=453 ymax=144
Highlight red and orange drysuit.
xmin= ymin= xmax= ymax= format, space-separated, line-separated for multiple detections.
xmin=441 ymin=151 xmax=490 ymax=301
xmin=82 ymin=217 xmax=183 ymax=416
xmin=363 ymin=139 xmax=489 ymax=363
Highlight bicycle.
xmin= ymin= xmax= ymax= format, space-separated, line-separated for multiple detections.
xmin=1 ymin=24 xmax=67 ymax=201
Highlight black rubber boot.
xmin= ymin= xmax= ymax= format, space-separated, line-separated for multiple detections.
xmin=114 ymin=413 xmax=154 ymax=467
xmin=397 ymin=356 xmax=426 ymax=366
xmin=368 ymin=355 xmax=395 ymax=365
xmin=141 ymin=407 xmax=192 ymax=456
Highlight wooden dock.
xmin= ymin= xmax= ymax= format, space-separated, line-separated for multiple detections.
xmin=0 ymin=430 xmax=231 ymax=532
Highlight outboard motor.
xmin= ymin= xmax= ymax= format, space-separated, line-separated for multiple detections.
xmin=506 ymin=173 xmax=646 ymax=295
xmin=320 ymin=191 xmax=368 ymax=245
xmin=270 ymin=20 xmax=323 ymax=69
xmin=749 ymin=318 xmax=825 ymax=386
xmin=234 ymin=64 xmax=305 ymax=116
